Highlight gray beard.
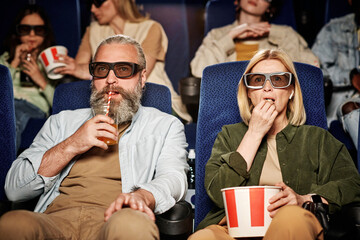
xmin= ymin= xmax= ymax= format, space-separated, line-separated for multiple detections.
xmin=90 ymin=81 xmax=143 ymax=124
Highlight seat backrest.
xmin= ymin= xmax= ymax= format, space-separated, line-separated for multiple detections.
xmin=137 ymin=0 xmax=190 ymax=93
xmin=36 ymin=0 xmax=82 ymax=57
xmin=358 ymin=112 xmax=360 ymax=173
xmin=324 ymin=0 xmax=352 ymax=24
xmin=194 ymin=61 xmax=327 ymax=228
xmin=52 ymin=81 xmax=172 ymax=115
xmin=204 ymin=0 xmax=297 ymax=36
xmin=0 ymin=64 xmax=16 ymax=201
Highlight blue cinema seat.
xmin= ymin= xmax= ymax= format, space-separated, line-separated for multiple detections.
xmin=329 ymin=120 xmax=357 ymax=167
xmin=194 ymin=61 xmax=360 ymax=238
xmin=324 ymin=0 xmax=352 ymax=24
xmin=358 ymin=112 xmax=360 ymax=172
xmin=194 ymin=61 xmax=327 ymax=228
xmin=0 ymin=65 xmax=16 ymax=202
xmin=137 ymin=0 xmax=190 ymax=93
xmin=52 ymin=81 xmax=172 ymax=115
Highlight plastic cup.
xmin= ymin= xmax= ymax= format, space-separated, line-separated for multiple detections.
xmin=38 ymin=45 xmax=68 ymax=79
xmin=221 ymin=186 xmax=281 ymax=238
xmin=92 ymin=103 xmax=118 ymax=145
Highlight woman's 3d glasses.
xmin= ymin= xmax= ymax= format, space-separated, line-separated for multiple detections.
xmin=89 ymin=62 xmax=143 ymax=79
xmin=16 ymin=24 xmax=47 ymax=37
xmin=243 ymin=72 xmax=293 ymax=89
xmin=92 ymin=0 xmax=107 ymax=8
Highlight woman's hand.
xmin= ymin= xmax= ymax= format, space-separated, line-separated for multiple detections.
xmin=54 ymin=54 xmax=91 ymax=80
xmin=22 ymin=54 xmax=47 ymax=89
xmin=248 ymin=99 xmax=278 ymax=138
xmin=228 ymin=22 xmax=270 ymax=40
xmin=53 ymin=54 xmax=76 ymax=75
xmin=10 ymin=43 xmax=32 ymax=68
xmin=236 ymin=100 xmax=277 ymax=170
xmin=267 ymin=182 xmax=308 ymax=218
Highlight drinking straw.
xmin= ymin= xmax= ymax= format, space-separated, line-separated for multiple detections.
xmin=106 ymin=91 xmax=112 ymax=116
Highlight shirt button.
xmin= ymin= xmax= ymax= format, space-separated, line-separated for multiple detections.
xmin=285 ymin=180 xmax=289 ymax=184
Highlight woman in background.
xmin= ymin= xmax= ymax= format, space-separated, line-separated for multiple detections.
xmin=56 ymin=0 xmax=192 ymax=123
xmin=0 ymin=4 xmax=56 ymax=152
xmin=191 ymin=0 xmax=319 ymax=78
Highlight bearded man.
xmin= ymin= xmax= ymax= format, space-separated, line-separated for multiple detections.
xmin=0 ymin=34 xmax=188 ymax=240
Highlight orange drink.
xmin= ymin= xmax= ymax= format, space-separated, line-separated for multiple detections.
xmin=92 ymin=98 xmax=119 ymax=146
xmin=97 ymin=123 xmax=118 ymax=145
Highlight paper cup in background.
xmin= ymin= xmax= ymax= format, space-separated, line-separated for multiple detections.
xmin=221 ymin=186 xmax=281 ymax=238
xmin=38 ymin=45 xmax=67 ymax=79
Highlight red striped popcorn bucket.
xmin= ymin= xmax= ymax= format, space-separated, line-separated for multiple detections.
xmin=221 ymin=186 xmax=281 ymax=237
xmin=38 ymin=46 xmax=68 ymax=79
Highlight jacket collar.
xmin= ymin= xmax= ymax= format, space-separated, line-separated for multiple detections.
xmin=278 ymin=124 xmax=298 ymax=143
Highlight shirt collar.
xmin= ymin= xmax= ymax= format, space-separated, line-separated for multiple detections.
xmin=278 ymin=124 xmax=298 ymax=143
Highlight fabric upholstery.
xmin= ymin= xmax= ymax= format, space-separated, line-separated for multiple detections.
xmin=52 ymin=81 xmax=172 ymax=115
xmin=324 ymin=0 xmax=352 ymax=24
xmin=194 ymin=61 xmax=327 ymax=228
xmin=328 ymin=120 xmax=357 ymax=170
xmin=0 ymin=64 xmax=16 ymax=201
xmin=137 ymin=0 xmax=189 ymax=93
xmin=36 ymin=0 xmax=82 ymax=57
xmin=358 ymin=112 xmax=360 ymax=172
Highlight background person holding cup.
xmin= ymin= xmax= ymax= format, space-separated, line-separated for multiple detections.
xmin=0 ymin=4 xmax=56 ymax=152
xmin=38 ymin=45 xmax=68 ymax=80
xmin=52 ymin=0 xmax=192 ymax=123
xmin=189 ymin=49 xmax=360 ymax=240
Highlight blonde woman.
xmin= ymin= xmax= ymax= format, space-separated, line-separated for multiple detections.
xmin=55 ymin=0 xmax=192 ymax=122
xmin=189 ymin=49 xmax=360 ymax=240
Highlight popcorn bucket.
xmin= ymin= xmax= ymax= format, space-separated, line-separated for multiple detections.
xmin=38 ymin=45 xmax=68 ymax=79
xmin=221 ymin=186 xmax=281 ymax=238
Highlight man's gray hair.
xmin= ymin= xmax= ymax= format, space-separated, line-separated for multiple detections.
xmin=93 ymin=34 xmax=146 ymax=70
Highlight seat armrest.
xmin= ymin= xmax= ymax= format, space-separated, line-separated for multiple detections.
xmin=156 ymin=200 xmax=193 ymax=239
xmin=327 ymin=203 xmax=360 ymax=240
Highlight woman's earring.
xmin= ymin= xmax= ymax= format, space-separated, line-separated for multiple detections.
xmin=289 ymin=91 xmax=294 ymax=100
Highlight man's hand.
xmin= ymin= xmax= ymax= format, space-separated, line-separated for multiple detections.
xmin=66 ymin=114 xmax=118 ymax=154
xmin=104 ymin=189 xmax=156 ymax=222
xmin=38 ymin=115 xmax=118 ymax=177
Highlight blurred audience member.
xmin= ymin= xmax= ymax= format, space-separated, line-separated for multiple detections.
xmin=55 ymin=0 xmax=192 ymax=123
xmin=0 ymin=4 xmax=56 ymax=152
xmin=191 ymin=0 xmax=319 ymax=78
xmin=312 ymin=0 xmax=360 ymax=125
xmin=337 ymin=68 xmax=360 ymax=150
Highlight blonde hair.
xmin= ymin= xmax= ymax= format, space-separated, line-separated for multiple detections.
xmin=112 ymin=0 xmax=148 ymax=22
xmin=237 ymin=49 xmax=306 ymax=126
